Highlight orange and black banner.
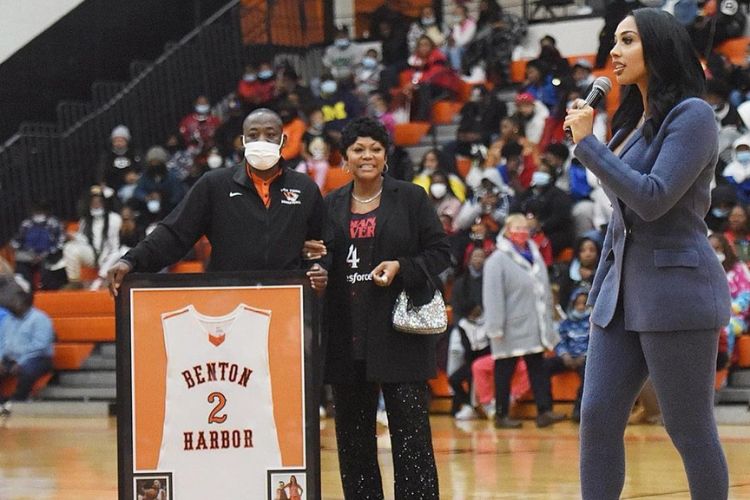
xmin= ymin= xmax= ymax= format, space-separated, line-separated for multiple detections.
xmin=240 ymin=0 xmax=326 ymax=47
xmin=116 ymin=271 xmax=320 ymax=500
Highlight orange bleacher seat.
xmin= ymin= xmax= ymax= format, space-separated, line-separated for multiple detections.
xmin=35 ymin=290 xmax=113 ymax=317
xmin=511 ymin=60 xmax=527 ymax=83
xmin=0 ymin=373 xmax=53 ymax=399
xmin=550 ymin=371 xmax=581 ymax=401
xmin=323 ymin=168 xmax=352 ymax=195
xmin=555 ymin=247 xmax=575 ymax=264
xmin=170 ymin=260 xmax=204 ymax=274
xmin=393 ymin=122 xmax=431 ymax=146
xmin=53 ymin=343 xmax=95 ymax=370
xmin=716 ymin=36 xmax=750 ymax=65
xmin=715 ymin=367 xmax=729 ymax=391
xmin=431 ymin=101 xmax=462 ymax=125
xmin=428 ymin=369 xmax=453 ymax=398
xmin=446 ymin=305 xmax=453 ymax=326
xmin=456 ymin=80 xmax=473 ymax=103
xmin=54 ymin=316 xmax=115 ymax=342
xmin=737 ymin=335 xmax=750 ymax=368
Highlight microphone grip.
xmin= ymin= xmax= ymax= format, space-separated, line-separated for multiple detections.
xmin=564 ymin=90 xmax=603 ymax=141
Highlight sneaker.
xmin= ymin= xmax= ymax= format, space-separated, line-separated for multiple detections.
xmin=454 ymin=404 xmax=479 ymax=421
xmin=494 ymin=415 xmax=523 ymax=429
xmin=536 ymin=410 xmax=566 ymax=428
xmin=319 ymin=406 xmax=327 ymax=419
xmin=376 ymin=410 xmax=389 ymax=427
xmin=481 ymin=403 xmax=496 ymax=420
xmin=0 ymin=401 xmax=12 ymax=416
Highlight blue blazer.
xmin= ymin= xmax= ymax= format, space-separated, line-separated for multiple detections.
xmin=574 ymin=98 xmax=730 ymax=332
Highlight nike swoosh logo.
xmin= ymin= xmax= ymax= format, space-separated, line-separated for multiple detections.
xmin=229 ymin=192 xmax=243 ymax=198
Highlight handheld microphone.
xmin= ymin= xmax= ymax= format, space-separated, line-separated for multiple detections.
xmin=565 ymin=76 xmax=612 ymax=141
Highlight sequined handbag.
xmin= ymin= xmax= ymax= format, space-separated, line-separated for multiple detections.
xmin=392 ymin=260 xmax=447 ymax=335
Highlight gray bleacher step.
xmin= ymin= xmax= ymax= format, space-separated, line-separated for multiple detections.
xmin=715 ymin=387 xmax=750 ymax=404
xmin=714 ymin=404 xmax=750 ymax=425
xmin=435 ymin=123 xmax=459 ymax=141
xmin=2 ymin=401 xmax=111 ymax=417
xmin=99 ymin=343 xmax=116 ymax=358
xmin=58 ymin=371 xmax=116 ymax=388
xmin=406 ymin=145 xmax=434 ymax=164
xmin=729 ymin=369 xmax=750 ymax=387
xmin=40 ymin=386 xmax=116 ymax=401
xmin=81 ymin=354 xmax=116 ymax=371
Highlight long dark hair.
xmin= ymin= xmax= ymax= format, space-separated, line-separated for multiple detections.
xmin=709 ymin=233 xmax=738 ymax=273
xmin=611 ymin=8 xmax=705 ymax=145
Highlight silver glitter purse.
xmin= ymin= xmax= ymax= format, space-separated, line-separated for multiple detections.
xmin=392 ymin=260 xmax=447 ymax=335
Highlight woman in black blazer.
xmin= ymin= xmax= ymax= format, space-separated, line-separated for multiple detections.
xmin=306 ymin=117 xmax=450 ymax=499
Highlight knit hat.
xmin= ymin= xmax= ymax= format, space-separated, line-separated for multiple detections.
xmin=146 ymin=146 xmax=169 ymax=165
xmin=111 ymin=125 xmax=131 ymax=141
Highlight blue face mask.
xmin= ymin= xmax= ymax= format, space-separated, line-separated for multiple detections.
xmin=320 ymin=80 xmax=337 ymax=95
xmin=737 ymin=150 xmax=750 ymax=165
xmin=361 ymin=56 xmax=378 ymax=69
xmin=712 ymin=207 xmax=730 ymax=218
xmin=532 ymin=171 xmax=552 ymax=187
xmin=258 ymin=69 xmax=274 ymax=80
xmin=335 ymin=38 xmax=350 ymax=49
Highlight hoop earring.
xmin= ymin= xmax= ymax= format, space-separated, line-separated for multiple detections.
xmin=383 ymin=162 xmax=389 ymax=173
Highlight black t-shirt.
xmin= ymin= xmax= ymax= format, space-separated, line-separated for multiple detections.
xmin=346 ymin=208 xmax=379 ymax=360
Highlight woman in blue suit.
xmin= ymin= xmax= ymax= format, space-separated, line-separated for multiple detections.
xmin=564 ymin=9 xmax=731 ymax=500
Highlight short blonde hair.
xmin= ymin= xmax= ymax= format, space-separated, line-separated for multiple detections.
xmin=502 ymin=213 xmax=529 ymax=236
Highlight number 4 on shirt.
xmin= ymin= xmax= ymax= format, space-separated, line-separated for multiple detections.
xmin=346 ymin=244 xmax=360 ymax=269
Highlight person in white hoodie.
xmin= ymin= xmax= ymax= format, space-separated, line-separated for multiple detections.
xmin=722 ymin=135 xmax=750 ymax=205
xmin=513 ymin=92 xmax=549 ymax=145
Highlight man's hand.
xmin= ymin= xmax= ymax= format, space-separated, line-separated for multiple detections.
xmin=107 ymin=260 xmax=133 ymax=298
xmin=302 ymin=240 xmax=327 ymax=261
xmin=306 ymin=264 xmax=328 ymax=293
xmin=371 ymin=260 xmax=400 ymax=287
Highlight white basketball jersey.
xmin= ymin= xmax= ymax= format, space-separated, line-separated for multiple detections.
xmin=157 ymin=303 xmax=281 ymax=499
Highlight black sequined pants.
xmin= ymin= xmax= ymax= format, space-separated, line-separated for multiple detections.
xmin=331 ymin=368 xmax=439 ymax=499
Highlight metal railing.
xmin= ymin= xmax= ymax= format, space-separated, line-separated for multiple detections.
xmin=0 ymin=0 xmax=245 ymax=245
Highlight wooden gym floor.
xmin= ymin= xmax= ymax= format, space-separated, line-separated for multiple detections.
xmin=1 ymin=415 xmax=749 ymax=499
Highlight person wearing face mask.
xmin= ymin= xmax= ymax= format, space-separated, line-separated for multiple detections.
xmin=178 ymin=95 xmax=221 ymax=147
xmin=722 ymin=135 xmax=750 ymax=204
xmin=427 ymin=171 xmax=462 ymax=222
xmin=237 ymin=62 xmax=277 ymax=110
xmin=97 ymin=125 xmax=143 ymax=192
xmin=134 ymin=146 xmax=186 ymax=219
xmin=317 ymin=73 xmax=364 ymax=145
xmin=513 ymin=92 xmax=549 ymax=145
xmin=62 ymin=186 xmax=122 ymax=289
xmin=11 ymin=202 xmax=66 ymax=290
xmin=107 ymin=108 xmax=328 ymax=296
xmin=445 ymin=4 xmax=477 ymax=72
xmin=706 ymin=184 xmax=737 ymax=233
xmin=322 ymin=26 xmax=363 ymax=82
xmin=482 ymin=214 xmax=562 ymax=428
xmin=407 ymin=6 xmax=445 ymax=54
xmin=510 ymin=162 xmax=574 ymax=258
xmin=295 ymin=136 xmax=332 ymax=190
xmin=366 ymin=91 xmax=397 ymax=137
xmin=354 ymin=49 xmax=383 ymax=100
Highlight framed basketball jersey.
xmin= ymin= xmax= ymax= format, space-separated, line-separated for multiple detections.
xmin=116 ymin=272 xmax=320 ymax=500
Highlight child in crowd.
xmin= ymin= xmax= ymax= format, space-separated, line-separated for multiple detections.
xmin=448 ymin=304 xmax=491 ymax=420
xmin=295 ymin=137 xmax=332 ymax=190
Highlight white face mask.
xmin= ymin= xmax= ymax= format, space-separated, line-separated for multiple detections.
xmin=532 ymin=171 xmax=552 ymax=187
xmin=243 ymin=138 xmax=282 ymax=171
xmin=90 ymin=208 xmax=105 ymax=218
xmin=31 ymin=214 xmax=47 ymax=224
xmin=207 ymin=153 xmax=223 ymax=169
xmin=147 ymin=199 xmax=161 ymax=214
xmin=716 ymin=252 xmax=726 ymax=263
xmin=430 ymin=182 xmax=448 ymax=199
xmin=320 ymin=80 xmax=337 ymax=95
xmin=195 ymin=104 xmax=210 ymax=115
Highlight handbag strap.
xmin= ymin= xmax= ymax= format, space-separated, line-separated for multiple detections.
xmin=415 ymin=257 xmax=441 ymax=293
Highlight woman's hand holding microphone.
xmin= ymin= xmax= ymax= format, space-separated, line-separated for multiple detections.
xmin=563 ymin=98 xmax=595 ymax=145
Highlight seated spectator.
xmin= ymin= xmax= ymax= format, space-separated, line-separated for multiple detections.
xmin=403 ymin=35 xmax=461 ymax=121
xmin=301 ymin=108 xmax=327 ymax=160
xmin=540 ymin=86 xmax=583 ymax=152
xmin=494 ymin=141 xmax=537 ymax=195
xmin=134 ymin=146 xmax=186 ymax=217
xmin=706 ymin=184 xmax=738 ymax=233
xmin=0 ymin=276 xmax=54 ymax=413
xmin=445 ymin=4 xmax=477 ymax=72
xmin=164 ymin=132 xmax=196 ymax=182
xmin=427 ymin=170 xmax=463 ymax=222
xmin=279 ymin=101 xmax=307 ymax=162
xmin=91 ymin=205 xmax=146 ymax=291
xmin=553 ymin=236 xmax=600 ymax=308
xmin=545 ymin=287 xmax=591 ymax=423
xmin=484 ymin=116 xmax=533 ymax=172
xmin=205 ymin=147 xmax=225 ymax=171
xmin=728 ymin=43 xmax=750 ymax=108
xmin=458 ymin=85 xmax=508 ymax=145
xmin=706 ymin=79 xmax=745 ymax=168
xmin=214 ymin=96 xmax=245 ymax=157
xmin=374 ymin=17 xmax=410 ymax=91
xmin=237 ymin=62 xmax=276 ymax=110
xmin=510 ymin=160 xmax=574 ymax=257
xmin=117 ymin=168 xmax=141 ymax=204
xmin=366 ymin=91 xmax=397 ymax=137
xmin=322 ymin=26 xmax=362 ymax=84
xmin=513 ymin=92 xmax=549 ymax=145
xmin=273 ymin=63 xmax=314 ymax=110
xmin=482 ymin=214 xmax=562 ymax=428
xmin=448 ymin=303 xmax=491 ymax=420
xmin=414 ymin=149 xmax=467 ymax=202
xmin=455 ymin=220 xmax=497 ymax=270
xmin=519 ymin=60 xmax=558 ymax=110
xmin=178 ymin=95 xmax=221 ymax=148
xmin=454 ymin=168 xmax=511 ymax=234
xmin=710 ymin=233 xmax=750 ymax=365
xmin=97 ymin=125 xmax=142 ymax=192
xmin=318 ymin=74 xmax=363 ymax=146
xmin=571 ymin=58 xmax=595 ymax=94
xmin=354 ymin=48 xmax=383 ymax=100
xmin=182 ymin=153 xmax=209 ymax=189
xmin=407 ymin=6 xmax=446 ymax=53
xmin=295 ymin=136 xmax=332 ymax=190
xmin=11 ymin=202 xmax=66 ymax=290
xmin=533 ymin=36 xmax=571 ymax=81
xmin=725 ymin=204 xmax=750 ymax=262
xmin=722 ymin=135 xmax=750 ymax=204
xmin=62 ymin=186 xmax=122 ymax=288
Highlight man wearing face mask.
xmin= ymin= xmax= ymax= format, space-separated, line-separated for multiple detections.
xmin=107 ymin=108 xmax=328 ymax=295
xmin=706 ymin=185 xmax=738 ymax=233
xmin=722 ymin=135 xmax=750 ymax=205
xmin=97 ymin=125 xmax=142 ymax=192
xmin=317 ymin=74 xmax=363 ymax=145
xmin=322 ymin=26 xmax=362 ymax=82
xmin=178 ymin=95 xmax=221 ymax=147
xmin=134 ymin=146 xmax=187 ymax=226
xmin=11 ymin=202 xmax=66 ymax=290
xmin=510 ymin=163 xmax=574 ymax=258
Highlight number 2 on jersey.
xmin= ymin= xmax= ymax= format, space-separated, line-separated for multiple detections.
xmin=207 ymin=391 xmax=228 ymax=424
xmin=346 ymin=244 xmax=360 ymax=269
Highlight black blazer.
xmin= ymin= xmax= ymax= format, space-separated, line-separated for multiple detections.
xmin=323 ymin=176 xmax=451 ymax=384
